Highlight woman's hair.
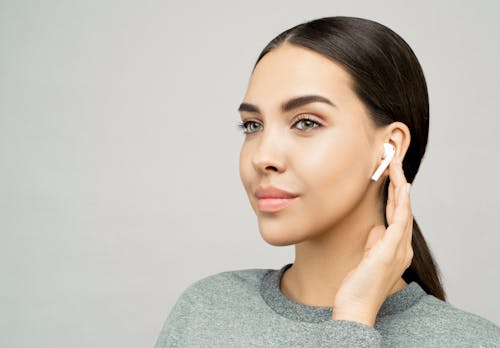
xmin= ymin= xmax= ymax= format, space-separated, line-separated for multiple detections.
xmin=252 ymin=16 xmax=446 ymax=301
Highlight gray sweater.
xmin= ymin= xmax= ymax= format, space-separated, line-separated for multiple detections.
xmin=154 ymin=263 xmax=500 ymax=347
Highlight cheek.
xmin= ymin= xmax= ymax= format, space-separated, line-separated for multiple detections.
xmin=296 ymin=134 xmax=371 ymax=222
xmin=239 ymin=144 xmax=259 ymax=205
xmin=239 ymin=146 xmax=251 ymax=191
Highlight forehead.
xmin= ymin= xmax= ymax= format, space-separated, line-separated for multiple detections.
xmin=244 ymin=44 xmax=354 ymax=107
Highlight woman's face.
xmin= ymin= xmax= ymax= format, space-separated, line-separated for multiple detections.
xmin=238 ymin=43 xmax=385 ymax=246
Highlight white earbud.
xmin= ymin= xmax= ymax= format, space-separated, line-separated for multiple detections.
xmin=371 ymin=143 xmax=396 ymax=181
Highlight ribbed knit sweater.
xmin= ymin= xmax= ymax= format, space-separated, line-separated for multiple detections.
xmin=154 ymin=263 xmax=500 ymax=347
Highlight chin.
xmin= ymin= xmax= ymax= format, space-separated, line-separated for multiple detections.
xmin=261 ymin=235 xmax=296 ymax=247
xmin=258 ymin=223 xmax=309 ymax=246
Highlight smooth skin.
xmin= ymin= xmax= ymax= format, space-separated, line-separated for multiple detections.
xmin=238 ymin=43 xmax=413 ymax=327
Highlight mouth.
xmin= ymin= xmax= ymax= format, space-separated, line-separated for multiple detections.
xmin=257 ymin=197 xmax=298 ymax=213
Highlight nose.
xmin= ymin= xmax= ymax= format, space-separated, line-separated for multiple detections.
xmin=251 ymin=128 xmax=286 ymax=174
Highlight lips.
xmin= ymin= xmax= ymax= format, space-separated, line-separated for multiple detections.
xmin=257 ymin=197 xmax=298 ymax=213
xmin=255 ymin=185 xmax=298 ymax=199
xmin=254 ymin=185 xmax=299 ymax=213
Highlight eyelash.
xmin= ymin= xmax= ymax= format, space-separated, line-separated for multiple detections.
xmin=236 ymin=115 xmax=323 ymax=135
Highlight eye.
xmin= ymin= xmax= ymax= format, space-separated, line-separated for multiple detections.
xmin=294 ymin=116 xmax=322 ymax=131
xmin=237 ymin=120 xmax=262 ymax=134
xmin=237 ymin=115 xmax=323 ymax=134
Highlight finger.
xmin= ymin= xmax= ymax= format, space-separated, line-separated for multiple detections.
xmin=386 ymin=182 xmax=412 ymax=247
xmin=398 ymin=183 xmax=413 ymax=266
xmin=386 ymin=157 xmax=403 ymax=224
xmin=389 ymin=156 xmax=407 ymax=188
xmin=389 ymin=157 xmax=408 ymax=219
xmin=387 ymin=174 xmax=395 ymax=224
xmin=403 ymin=184 xmax=414 ymax=247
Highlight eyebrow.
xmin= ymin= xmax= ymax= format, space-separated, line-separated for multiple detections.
xmin=237 ymin=94 xmax=336 ymax=114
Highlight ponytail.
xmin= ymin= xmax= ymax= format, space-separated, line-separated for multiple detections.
xmin=406 ymin=219 xmax=446 ymax=301
xmin=382 ymin=176 xmax=446 ymax=301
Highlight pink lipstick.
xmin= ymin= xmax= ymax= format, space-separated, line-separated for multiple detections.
xmin=255 ymin=185 xmax=299 ymax=213
xmin=257 ymin=197 xmax=298 ymax=212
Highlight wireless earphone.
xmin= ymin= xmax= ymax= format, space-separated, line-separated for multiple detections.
xmin=371 ymin=143 xmax=396 ymax=181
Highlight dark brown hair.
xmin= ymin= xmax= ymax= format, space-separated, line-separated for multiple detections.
xmin=253 ymin=16 xmax=446 ymax=301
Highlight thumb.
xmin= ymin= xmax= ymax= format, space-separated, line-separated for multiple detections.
xmin=364 ymin=225 xmax=386 ymax=257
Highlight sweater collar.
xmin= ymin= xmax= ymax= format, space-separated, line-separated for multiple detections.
xmin=260 ymin=263 xmax=427 ymax=323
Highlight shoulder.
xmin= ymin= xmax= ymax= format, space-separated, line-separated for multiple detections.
xmin=154 ymin=267 xmax=271 ymax=348
xmin=410 ymin=294 xmax=500 ymax=345
xmin=175 ymin=266 xmax=272 ymax=306
xmin=159 ymin=267 xmax=272 ymax=329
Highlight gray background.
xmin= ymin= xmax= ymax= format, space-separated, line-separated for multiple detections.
xmin=1 ymin=0 xmax=499 ymax=347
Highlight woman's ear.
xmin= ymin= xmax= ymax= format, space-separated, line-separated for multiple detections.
xmin=371 ymin=121 xmax=411 ymax=182
xmin=385 ymin=122 xmax=411 ymax=163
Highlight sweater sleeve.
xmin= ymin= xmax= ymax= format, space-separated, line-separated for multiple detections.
xmin=316 ymin=319 xmax=382 ymax=347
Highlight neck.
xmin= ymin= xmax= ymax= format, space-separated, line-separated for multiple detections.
xmin=280 ymin=188 xmax=407 ymax=307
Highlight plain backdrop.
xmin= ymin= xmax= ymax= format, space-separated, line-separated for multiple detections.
xmin=1 ymin=0 xmax=499 ymax=347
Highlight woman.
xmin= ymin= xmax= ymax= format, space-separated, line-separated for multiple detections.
xmin=154 ymin=16 xmax=500 ymax=347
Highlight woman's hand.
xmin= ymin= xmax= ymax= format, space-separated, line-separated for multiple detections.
xmin=331 ymin=156 xmax=414 ymax=327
